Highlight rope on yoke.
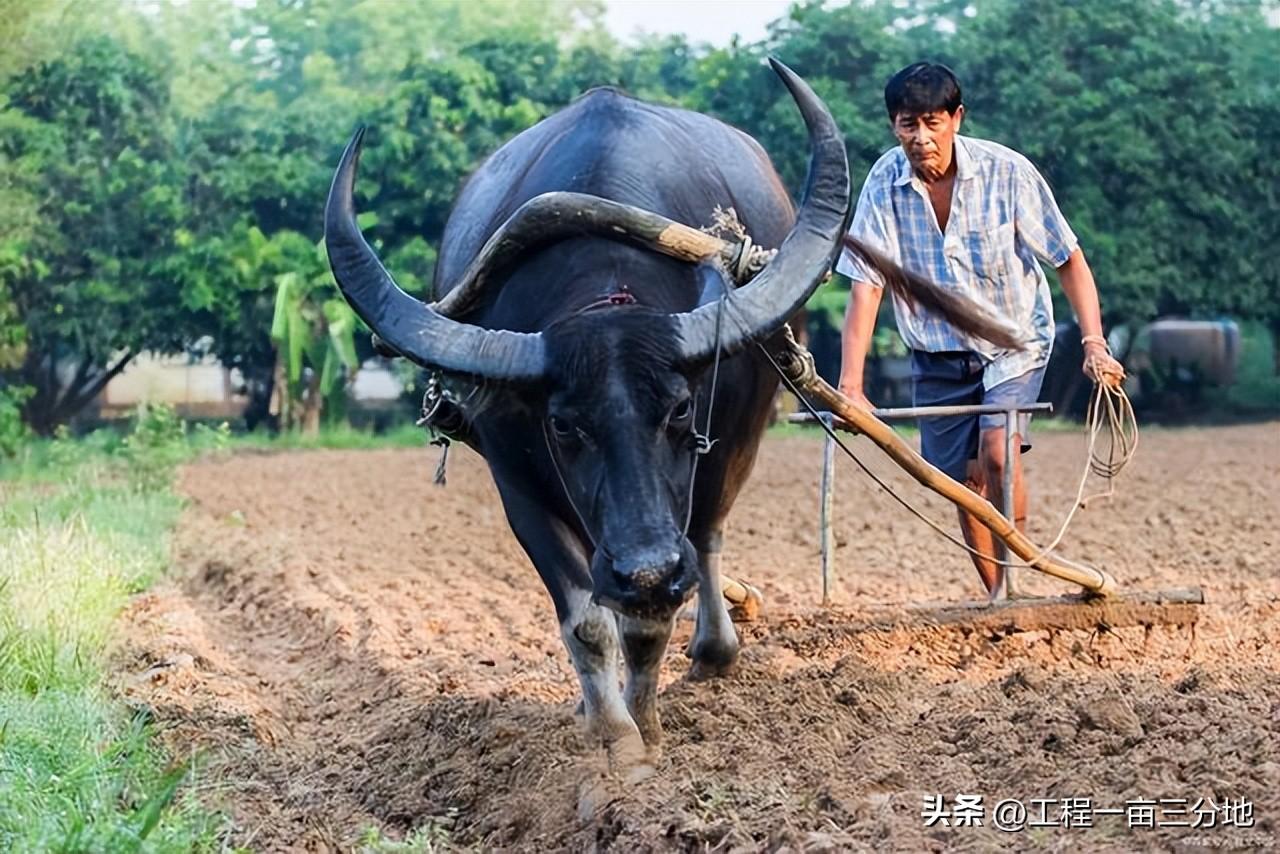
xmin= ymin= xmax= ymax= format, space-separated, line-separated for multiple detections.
xmin=683 ymin=292 xmax=726 ymax=537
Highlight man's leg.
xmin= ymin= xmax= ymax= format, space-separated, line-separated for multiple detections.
xmin=911 ymin=352 xmax=989 ymax=590
xmin=957 ymin=428 xmax=1029 ymax=598
xmin=969 ymin=364 xmax=1046 ymax=597
xmin=957 ymin=460 xmax=1002 ymax=596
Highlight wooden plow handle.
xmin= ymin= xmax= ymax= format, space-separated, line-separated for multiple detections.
xmin=766 ymin=333 xmax=1118 ymax=598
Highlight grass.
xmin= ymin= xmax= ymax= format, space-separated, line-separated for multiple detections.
xmin=0 ymin=406 xmax=229 ymax=851
xmin=225 ymin=420 xmax=427 ymax=452
xmin=357 ymin=815 xmax=462 ymax=854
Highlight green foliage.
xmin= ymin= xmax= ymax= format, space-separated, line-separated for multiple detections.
xmin=225 ymin=421 xmax=427 ymax=452
xmin=357 ymin=814 xmax=460 ymax=854
xmin=0 ymin=426 xmax=227 ymax=850
xmin=0 ymin=383 xmax=32 ymax=456
xmin=1209 ymin=322 xmax=1280 ymax=414
xmin=1 ymin=34 xmax=194 ymax=432
xmin=0 ymin=692 xmax=225 ymax=852
xmin=1 ymin=0 xmax=1277 ymax=436
xmin=268 ymin=239 xmax=361 ymax=431
xmin=720 ymin=0 xmax=1280 ymax=369
xmin=119 ymin=401 xmax=231 ymax=492
xmin=950 ymin=0 xmax=1278 ymax=325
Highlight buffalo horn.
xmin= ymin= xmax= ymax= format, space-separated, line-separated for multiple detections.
xmin=324 ymin=127 xmax=546 ymax=381
xmin=672 ymin=58 xmax=851 ymax=366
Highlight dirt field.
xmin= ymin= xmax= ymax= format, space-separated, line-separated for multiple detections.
xmin=117 ymin=423 xmax=1280 ymax=852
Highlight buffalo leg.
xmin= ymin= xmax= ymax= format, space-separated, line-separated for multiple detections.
xmin=560 ymin=588 xmax=649 ymax=775
xmin=490 ymin=475 xmax=647 ymax=775
xmin=617 ymin=613 xmax=675 ymax=750
xmin=686 ymin=546 xmax=740 ymax=679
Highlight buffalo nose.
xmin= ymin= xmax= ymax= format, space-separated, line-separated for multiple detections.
xmin=614 ymin=550 xmax=682 ymax=590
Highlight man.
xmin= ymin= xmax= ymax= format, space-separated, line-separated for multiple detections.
xmin=837 ymin=62 xmax=1124 ymax=598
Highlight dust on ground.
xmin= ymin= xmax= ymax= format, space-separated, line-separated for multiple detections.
xmin=116 ymin=423 xmax=1280 ymax=852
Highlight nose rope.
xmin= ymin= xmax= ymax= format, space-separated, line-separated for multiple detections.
xmin=542 ymin=419 xmax=598 ymax=549
xmin=682 ymin=292 xmax=726 ymax=537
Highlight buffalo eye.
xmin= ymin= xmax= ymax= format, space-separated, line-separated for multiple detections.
xmin=667 ymin=397 xmax=694 ymax=430
xmin=548 ymin=415 xmax=576 ymax=443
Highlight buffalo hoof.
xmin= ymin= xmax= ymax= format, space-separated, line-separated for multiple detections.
xmin=576 ymin=756 xmax=655 ymax=822
xmin=685 ymin=627 xmax=739 ymax=680
xmin=685 ymin=633 xmax=739 ymax=680
xmin=607 ymin=731 xmax=655 ymax=783
xmin=686 ymin=657 xmax=738 ymax=682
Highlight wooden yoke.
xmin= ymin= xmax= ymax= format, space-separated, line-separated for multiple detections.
xmin=766 ymin=330 xmax=1118 ymax=598
xmin=432 ymin=193 xmax=757 ymax=318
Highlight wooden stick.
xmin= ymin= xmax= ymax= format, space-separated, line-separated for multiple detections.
xmin=771 ymin=346 xmax=1118 ymax=596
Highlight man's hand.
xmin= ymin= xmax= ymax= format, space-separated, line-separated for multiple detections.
xmin=1082 ymin=340 xmax=1125 ymax=387
xmin=837 ymin=382 xmax=875 ymax=412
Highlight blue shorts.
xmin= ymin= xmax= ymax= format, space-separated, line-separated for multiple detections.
xmin=911 ymin=351 xmax=1047 ymax=482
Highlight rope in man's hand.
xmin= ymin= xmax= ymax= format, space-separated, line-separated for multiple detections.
xmin=1080 ymin=335 xmax=1138 ymax=498
xmin=1082 ymin=333 xmax=1126 ymax=388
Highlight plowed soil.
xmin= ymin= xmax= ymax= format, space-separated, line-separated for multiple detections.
xmin=117 ymin=423 xmax=1280 ymax=852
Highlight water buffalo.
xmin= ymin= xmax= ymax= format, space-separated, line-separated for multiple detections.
xmin=325 ymin=59 xmax=1010 ymax=775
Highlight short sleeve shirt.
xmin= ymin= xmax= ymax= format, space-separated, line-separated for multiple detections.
xmin=835 ymin=135 xmax=1078 ymax=389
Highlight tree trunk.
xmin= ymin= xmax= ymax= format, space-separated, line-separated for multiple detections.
xmin=19 ymin=347 xmax=134 ymax=435
xmin=269 ymin=352 xmax=291 ymax=429
xmin=242 ymin=361 xmax=277 ymax=432
xmin=300 ymin=370 xmax=323 ymax=436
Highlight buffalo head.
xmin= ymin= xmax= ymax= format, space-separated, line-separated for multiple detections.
xmin=323 ymin=59 xmax=850 ymax=619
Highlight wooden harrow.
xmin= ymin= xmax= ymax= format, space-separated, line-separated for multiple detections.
xmin=772 ymin=341 xmax=1205 ymax=629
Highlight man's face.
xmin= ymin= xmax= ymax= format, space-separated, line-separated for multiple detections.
xmin=892 ymin=106 xmax=964 ymax=182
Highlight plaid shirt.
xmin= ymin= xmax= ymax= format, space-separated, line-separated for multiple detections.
xmin=836 ymin=135 xmax=1078 ymax=389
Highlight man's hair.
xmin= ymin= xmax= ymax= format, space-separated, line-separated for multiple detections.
xmin=884 ymin=62 xmax=962 ymax=120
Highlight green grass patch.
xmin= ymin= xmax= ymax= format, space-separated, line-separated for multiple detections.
xmin=356 ymin=817 xmax=461 ymax=854
xmin=0 ymin=404 xmax=228 ymax=851
xmin=226 ymin=420 xmax=427 ymax=452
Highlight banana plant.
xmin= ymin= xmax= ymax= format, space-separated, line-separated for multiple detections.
xmin=269 ymin=239 xmax=361 ymax=434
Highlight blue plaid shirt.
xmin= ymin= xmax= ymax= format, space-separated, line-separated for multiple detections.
xmin=836 ymin=135 xmax=1079 ymax=389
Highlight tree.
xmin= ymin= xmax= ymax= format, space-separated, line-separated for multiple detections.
xmin=954 ymin=0 xmax=1277 ymax=329
xmin=2 ymin=36 xmax=193 ymax=434
xmin=269 ymin=240 xmax=360 ymax=434
xmin=744 ymin=0 xmax=1280 ymax=340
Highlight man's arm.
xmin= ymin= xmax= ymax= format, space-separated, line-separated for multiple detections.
xmin=1014 ymin=162 xmax=1125 ymax=386
xmin=838 ymin=280 xmax=882 ymax=408
xmin=835 ymin=171 xmax=897 ymax=409
xmin=1057 ymin=248 xmax=1125 ymax=384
